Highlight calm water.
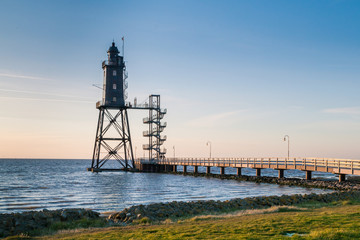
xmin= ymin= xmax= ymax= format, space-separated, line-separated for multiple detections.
xmin=0 ymin=159 xmax=333 ymax=214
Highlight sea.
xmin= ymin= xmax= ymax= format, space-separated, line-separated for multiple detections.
xmin=0 ymin=159 xmax=334 ymax=214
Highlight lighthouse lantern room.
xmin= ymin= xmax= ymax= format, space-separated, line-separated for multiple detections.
xmin=102 ymin=42 xmax=125 ymax=107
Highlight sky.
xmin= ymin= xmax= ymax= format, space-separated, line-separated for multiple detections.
xmin=0 ymin=0 xmax=359 ymax=159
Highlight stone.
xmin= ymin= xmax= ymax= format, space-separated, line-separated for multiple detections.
xmin=0 ymin=208 xmax=100 ymax=238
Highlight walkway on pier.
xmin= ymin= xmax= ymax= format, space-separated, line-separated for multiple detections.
xmin=136 ymin=157 xmax=360 ymax=182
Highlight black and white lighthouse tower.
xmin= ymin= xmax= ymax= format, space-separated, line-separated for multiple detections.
xmin=90 ymin=42 xmax=134 ymax=171
xmin=102 ymin=42 xmax=125 ymax=107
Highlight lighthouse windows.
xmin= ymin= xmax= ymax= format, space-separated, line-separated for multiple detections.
xmin=113 ymin=70 xmax=117 ymax=76
xmin=113 ymin=84 xmax=117 ymax=90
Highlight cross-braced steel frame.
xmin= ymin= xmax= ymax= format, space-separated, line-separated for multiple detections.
xmin=143 ymin=95 xmax=167 ymax=160
xmin=91 ymin=107 xmax=134 ymax=170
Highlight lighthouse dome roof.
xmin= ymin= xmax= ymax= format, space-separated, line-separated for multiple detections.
xmin=108 ymin=42 xmax=119 ymax=53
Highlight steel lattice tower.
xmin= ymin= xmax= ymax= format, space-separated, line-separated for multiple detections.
xmin=143 ymin=95 xmax=167 ymax=160
xmin=89 ymin=42 xmax=134 ymax=171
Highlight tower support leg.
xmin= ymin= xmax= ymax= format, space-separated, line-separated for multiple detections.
xmin=91 ymin=108 xmax=104 ymax=170
xmin=90 ymin=108 xmax=134 ymax=171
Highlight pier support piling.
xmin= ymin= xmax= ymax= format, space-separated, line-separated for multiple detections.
xmin=206 ymin=166 xmax=211 ymax=174
xmin=256 ymin=168 xmax=261 ymax=177
xmin=183 ymin=165 xmax=187 ymax=173
xmin=169 ymin=165 xmax=175 ymax=172
xmin=237 ymin=167 xmax=242 ymax=176
xmin=220 ymin=167 xmax=225 ymax=175
xmin=194 ymin=166 xmax=198 ymax=173
xmin=173 ymin=165 xmax=177 ymax=173
xmin=305 ymin=171 xmax=312 ymax=180
xmin=278 ymin=169 xmax=284 ymax=179
xmin=339 ymin=174 xmax=346 ymax=182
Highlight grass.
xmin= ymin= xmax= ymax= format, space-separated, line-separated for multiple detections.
xmin=3 ymin=218 xmax=108 ymax=240
xmin=7 ymin=200 xmax=360 ymax=240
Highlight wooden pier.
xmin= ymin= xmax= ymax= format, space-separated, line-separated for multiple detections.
xmin=135 ymin=157 xmax=360 ymax=182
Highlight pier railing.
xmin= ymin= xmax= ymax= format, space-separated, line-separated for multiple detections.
xmin=135 ymin=157 xmax=360 ymax=176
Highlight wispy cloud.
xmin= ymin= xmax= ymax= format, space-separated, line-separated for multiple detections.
xmin=0 ymin=88 xmax=93 ymax=100
xmin=0 ymin=73 xmax=53 ymax=81
xmin=0 ymin=96 xmax=93 ymax=104
xmin=323 ymin=107 xmax=360 ymax=115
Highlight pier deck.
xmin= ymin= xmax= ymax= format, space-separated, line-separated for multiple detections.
xmin=135 ymin=157 xmax=360 ymax=182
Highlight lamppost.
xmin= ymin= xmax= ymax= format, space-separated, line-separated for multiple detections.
xmin=206 ymin=141 xmax=212 ymax=159
xmin=283 ymin=135 xmax=290 ymax=160
xmin=173 ymin=146 xmax=175 ymax=159
xmin=135 ymin=146 xmax=137 ymax=160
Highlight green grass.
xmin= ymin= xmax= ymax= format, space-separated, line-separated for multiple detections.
xmin=3 ymin=218 xmax=108 ymax=239
xmin=9 ymin=200 xmax=360 ymax=240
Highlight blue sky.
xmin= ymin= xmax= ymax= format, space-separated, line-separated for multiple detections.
xmin=0 ymin=0 xmax=359 ymax=159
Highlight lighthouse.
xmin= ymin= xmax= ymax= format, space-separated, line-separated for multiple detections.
xmin=88 ymin=41 xmax=167 ymax=172
xmin=90 ymin=41 xmax=134 ymax=171
xmin=102 ymin=42 xmax=126 ymax=107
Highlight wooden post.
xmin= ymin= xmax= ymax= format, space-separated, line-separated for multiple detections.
xmin=183 ymin=165 xmax=187 ymax=173
xmin=173 ymin=165 xmax=177 ymax=173
xmin=339 ymin=174 xmax=346 ymax=182
xmin=206 ymin=166 xmax=211 ymax=174
xmin=256 ymin=168 xmax=261 ymax=177
xmin=237 ymin=167 xmax=242 ymax=176
xmin=194 ymin=166 xmax=198 ymax=173
xmin=220 ymin=167 xmax=225 ymax=175
xmin=278 ymin=169 xmax=284 ymax=178
xmin=305 ymin=171 xmax=312 ymax=180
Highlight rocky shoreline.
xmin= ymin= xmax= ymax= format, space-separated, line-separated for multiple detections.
xmin=2 ymin=174 xmax=360 ymax=238
xmin=168 ymin=171 xmax=360 ymax=191
xmin=107 ymin=172 xmax=360 ymax=224
xmin=0 ymin=208 xmax=100 ymax=238
xmin=108 ymin=190 xmax=360 ymax=224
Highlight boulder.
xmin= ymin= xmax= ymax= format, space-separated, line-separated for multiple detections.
xmin=0 ymin=208 xmax=100 ymax=238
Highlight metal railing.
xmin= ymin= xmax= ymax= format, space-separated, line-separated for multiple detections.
xmin=133 ymin=157 xmax=360 ymax=175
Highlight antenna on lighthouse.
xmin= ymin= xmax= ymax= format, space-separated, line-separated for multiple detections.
xmin=122 ymin=36 xmax=125 ymax=58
